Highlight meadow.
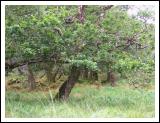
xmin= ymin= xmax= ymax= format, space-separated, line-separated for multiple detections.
xmin=5 ymin=83 xmax=155 ymax=118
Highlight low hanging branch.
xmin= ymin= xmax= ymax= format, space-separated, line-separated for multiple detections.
xmin=5 ymin=54 xmax=67 ymax=70
xmin=5 ymin=58 xmax=44 ymax=70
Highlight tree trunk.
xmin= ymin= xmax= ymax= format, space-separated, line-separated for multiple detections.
xmin=107 ymin=71 xmax=116 ymax=87
xmin=55 ymin=66 xmax=80 ymax=100
xmin=44 ymin=63 xmax=54 ymax=83
xmin=45 ymin=63 xmax=61 ymax=83
xmin=46 ymin=68 xmax=53 ymax=83
xmin=84 ymin=68 xmax=89 ymax=79
xmin=27 ymin=64 xmax=36 ymax=90
xmin=52 ymin=65 xmax=61 ymax=82
xmin=90 ymin=71 xmax=98 ymax=80
xmin=57 ymin=66 xmax=64 ymax=80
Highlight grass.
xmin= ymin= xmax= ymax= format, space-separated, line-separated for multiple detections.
xmin=5 ymin=84 xmax=155 ymax=118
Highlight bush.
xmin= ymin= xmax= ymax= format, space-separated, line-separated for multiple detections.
xmin=127 ymin=70 xmax=154 ymax=88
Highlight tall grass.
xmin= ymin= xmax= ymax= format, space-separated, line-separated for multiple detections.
xmin=5 ymin=85 xmax=155 ymax=118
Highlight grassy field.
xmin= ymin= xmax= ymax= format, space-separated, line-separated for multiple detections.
xmin=5 ymin=83 xmax=155 ymax=118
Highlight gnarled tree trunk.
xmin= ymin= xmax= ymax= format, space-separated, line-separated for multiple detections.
xmin=55 ymin=66 xmax=80 ymax=100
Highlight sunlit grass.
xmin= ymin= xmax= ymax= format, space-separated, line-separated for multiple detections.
xmin=5 ymin=84 xmax=155 ymax=118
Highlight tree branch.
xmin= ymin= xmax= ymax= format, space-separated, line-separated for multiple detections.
xmin=5 ymin=56 xmax=68 ymax=70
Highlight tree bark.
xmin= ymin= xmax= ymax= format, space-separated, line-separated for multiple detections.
xmin=107 ymin=71 xmax=116 ymax=87
xmin=27 ymin=64 xmax=36 ymax=90
xmin=54 ymin=66 xmax=80 ymax=100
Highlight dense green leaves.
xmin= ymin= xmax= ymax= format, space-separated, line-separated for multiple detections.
xmin=70 ymin=59 xmax=98 ymax=71
xmin=5 ymin=5 xmax=155 ymax=76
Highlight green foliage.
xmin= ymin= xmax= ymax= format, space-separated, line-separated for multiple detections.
xmin=111 ymin=51 xmax=154 ymax=77
xmin=102 ymin=7 xmax=143 ymax=37
xmin=6 ymin=6 xmax=64 ymax=60
xmin=70 ymin=59 xmax=98 ymax=71
xmin=114 ymin=56 xmax=141 ymax=73
xmin=5 ymin=5 xmax=155 ymax=84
